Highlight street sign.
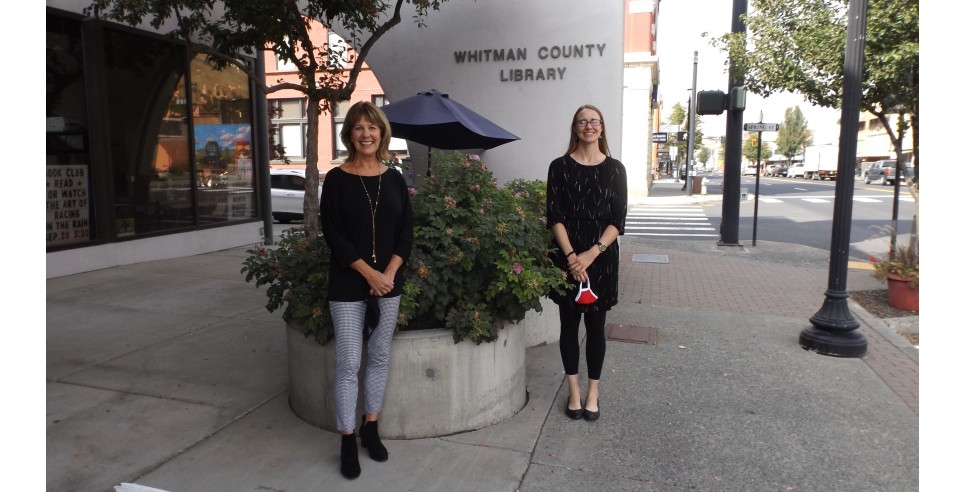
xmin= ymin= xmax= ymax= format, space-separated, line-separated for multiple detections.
xmin=652 ymin=132 xmax=668 ymax=143
xmin=743 ymin=123 xmax=779 ymax=132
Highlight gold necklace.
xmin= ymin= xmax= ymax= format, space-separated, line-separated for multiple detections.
xmin=358 ymin=172 xmax=381 ymax=263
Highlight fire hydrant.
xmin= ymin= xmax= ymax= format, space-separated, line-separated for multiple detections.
xmin=701 ymin=178 xmax=708 ymax=195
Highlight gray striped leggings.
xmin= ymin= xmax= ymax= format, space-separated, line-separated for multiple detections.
xmin=330 ymin=296 xmax=400 ymax=433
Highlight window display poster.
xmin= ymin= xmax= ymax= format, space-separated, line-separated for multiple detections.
xmin=194 ymin=124 xmax=252 ymax=183
xmin=47 ymin=164 xmax=91 ymax=246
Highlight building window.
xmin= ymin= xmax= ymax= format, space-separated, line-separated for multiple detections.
xmin=46 ymin=9 xmax=259 ymax=252
xmin=270 ymin=98 xmax=308 ymax=161
xmin=47 ymin=14 xmax=94 ymax=248
xmin=332 ymin=100 xmax=354 ymax=159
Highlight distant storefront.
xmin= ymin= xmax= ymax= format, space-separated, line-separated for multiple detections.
xmin=47 ymin=7 xmax=265 ymax=277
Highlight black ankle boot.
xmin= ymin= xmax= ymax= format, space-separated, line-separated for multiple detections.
xmin=340 ymin=434 xmax=361 ymax=479
xmin=359 ymin=419 xmax=389 ymax=462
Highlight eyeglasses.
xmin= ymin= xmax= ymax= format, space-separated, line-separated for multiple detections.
xmin=575 ymin=119 xmax=602 ymax=127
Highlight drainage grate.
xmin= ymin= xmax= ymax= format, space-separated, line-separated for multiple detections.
xmin=605 ymin=324 xmax=659 ymax=344
xmin=631 ymin=254 xmax=669 ymax=264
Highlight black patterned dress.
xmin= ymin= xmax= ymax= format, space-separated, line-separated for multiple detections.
xmin=546 ymin=155 xmax=628 ymax=312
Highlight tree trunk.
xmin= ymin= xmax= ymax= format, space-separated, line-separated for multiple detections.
xmin=303 ymin=95 xmax=322 ymax=234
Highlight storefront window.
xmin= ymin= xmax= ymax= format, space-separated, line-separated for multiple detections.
xmin=102 ymin=30 xmax=256 ymax=236
xmin=189 ymin=54 xmax=256 ymax=224
xmin=103 ymin=29 xmax=196 ymax=235
xmin=47 ymin=15 xmax=94 ymax=248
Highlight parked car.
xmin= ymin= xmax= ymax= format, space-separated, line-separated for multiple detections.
xmin=778 ymin=163 xmax=789 ymax=176
xmin=763 ymin=164 xmax=783 ymax=177
xmin=787 ymin=162 xmax=806 ymax=178
xmin=864 ymin=159 xmax=913 ymax=185
xmin=270 ymin=168 xmax=324 ymax=223
xmin=741 ymin=164 xmax=758 ymax=176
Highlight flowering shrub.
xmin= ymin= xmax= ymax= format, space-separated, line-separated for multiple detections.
xmin=869 ymin=244 xmax=919 ymax=289
xmin=399 ymin=152 xmax=567 ymax=344
xmin=241 ymin=227 xmax=334 ymax=343
xmin=242 ymin=152 xmax=566 ymax=346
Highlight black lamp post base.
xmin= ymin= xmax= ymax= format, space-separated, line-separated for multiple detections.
xmin=799 ymin=327 xmax=867 ymax=357
xmin=801 ymin=292 xmax=867 ymax=357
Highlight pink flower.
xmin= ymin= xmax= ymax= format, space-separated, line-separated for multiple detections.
xmin=444 ymin=196 xmax=457 ymax=209
xmin=513 ymin=262 xmax=523 ymax=274
xmin=468 ymin=154 xmax=481 ymax=161
xmin=471 ymin=184 xmax=481 ymax=192
xmin=408 ymin=187 xmax=417 ymax=197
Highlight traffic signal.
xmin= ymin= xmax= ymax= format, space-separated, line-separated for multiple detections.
xmin=677 ymin=131 xmax=688 ymax=142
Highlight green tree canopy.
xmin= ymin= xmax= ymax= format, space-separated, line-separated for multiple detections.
xmin=710 ymin=0 xmax=917 ymax=183
xmin=711 ymin=0 xmax=918 ymax=254
xmin=774 ymin=107 xmax=813 ymax=160
xmin=667 ymin=102 xmax=686 ymax=127
xmin=697 ymin=146 xmax=710 ymax=165
xmin=86 ymin=0 xmax=448 ymax=233
xmin=742 ymin=136 xmax=772 ymax=163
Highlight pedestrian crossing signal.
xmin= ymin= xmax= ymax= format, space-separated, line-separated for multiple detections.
xmin=696 ymin=90 xmax=728 ymax=115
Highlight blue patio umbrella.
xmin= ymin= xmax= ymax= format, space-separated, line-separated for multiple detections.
xmin=380 ymin=90 xmax=520 ymax=175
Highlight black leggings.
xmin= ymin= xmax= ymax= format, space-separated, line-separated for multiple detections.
xmin=558 ymin=305 xmax=607 ymax=380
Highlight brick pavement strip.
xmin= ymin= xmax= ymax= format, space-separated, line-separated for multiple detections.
xmin=616 ymin=238 xmax=918 ymax=415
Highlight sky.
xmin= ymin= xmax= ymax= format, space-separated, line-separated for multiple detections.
xmin=655 ymin=0 xmax=842 ymax=145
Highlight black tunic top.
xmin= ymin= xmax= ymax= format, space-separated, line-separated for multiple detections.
xmin=320 ymin=166 xmax=414 ymax=302
xmin=546 ymin=155 xmax=628 ymax=312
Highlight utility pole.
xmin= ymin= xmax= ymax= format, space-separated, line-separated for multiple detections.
xmin=717 ymin=0 xmax=747 ymax=247
xmin=686 ymin=51 xmax=698 ymax=196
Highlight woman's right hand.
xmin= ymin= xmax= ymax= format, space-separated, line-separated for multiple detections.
xmin=366 ymin=270 xmax=395 ymax=297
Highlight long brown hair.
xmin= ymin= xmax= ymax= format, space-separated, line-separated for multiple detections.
xmin=565 ymin=104 xmax=610 ymax=156
xmin=340 ymin=101 xmax=393 ymax=162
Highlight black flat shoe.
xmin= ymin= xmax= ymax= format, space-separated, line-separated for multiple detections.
xmin=565 ymin=405 xmax=583 ymax=420
xmin=583 ymin=402 xmax=600 ymax=421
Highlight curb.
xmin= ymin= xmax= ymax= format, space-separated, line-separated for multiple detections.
xmin=847 ymin=298 xmax=919 ymax=363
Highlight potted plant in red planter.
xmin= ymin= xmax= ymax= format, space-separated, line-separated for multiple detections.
xmin=869 ymin=245 xmax=919 ymax=312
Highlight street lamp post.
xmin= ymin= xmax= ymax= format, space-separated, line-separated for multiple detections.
xmin=800 ymin=0 xmax=869 ymax=357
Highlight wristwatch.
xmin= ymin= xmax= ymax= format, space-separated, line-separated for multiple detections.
xmin=595 ymin=241 xmax=607 ymax=252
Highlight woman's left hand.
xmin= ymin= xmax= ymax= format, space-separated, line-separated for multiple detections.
xmin=567 ymin=252 xmax=593 ymax=283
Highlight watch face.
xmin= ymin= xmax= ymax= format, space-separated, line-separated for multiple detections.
xmin=598 ymin=242 xmax=606 ymax=252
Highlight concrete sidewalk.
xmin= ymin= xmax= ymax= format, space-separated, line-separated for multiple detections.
xmin=47 ymin=185 xmax=918 ymax=492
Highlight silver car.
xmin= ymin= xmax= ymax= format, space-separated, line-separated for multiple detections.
xmin=270 ymin=168 xmax=323 ymax=223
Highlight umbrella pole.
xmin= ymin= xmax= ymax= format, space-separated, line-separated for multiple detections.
xmin=427 ymin=147 xmax=433 ymax=178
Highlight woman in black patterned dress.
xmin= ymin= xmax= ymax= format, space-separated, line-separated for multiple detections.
xmin=545 ymin=104 xmax=627 ymax=422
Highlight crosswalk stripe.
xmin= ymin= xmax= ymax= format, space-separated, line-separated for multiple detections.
xmin=626 ymin=205 xmax=715 ymax=239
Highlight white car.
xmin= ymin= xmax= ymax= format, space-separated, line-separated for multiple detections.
xmin=787 ymin=162 xmax=806 ymax=178
xmin=741 ymin=165 xmax=758 ymax=176
xmin=270 ymin=168 xmax=323 ymax=223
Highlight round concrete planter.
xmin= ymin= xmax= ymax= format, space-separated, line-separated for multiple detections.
xmin=287 ymin=321 xmax=527 ymax=439
xmin=519 ymin=297 xmax=560 ymax=347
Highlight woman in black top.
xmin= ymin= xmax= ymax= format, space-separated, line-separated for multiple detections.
xmin=546 ymin=104 xmax=627 ymax=422
xmin=320 ymin=101 xmax=413 ymax=479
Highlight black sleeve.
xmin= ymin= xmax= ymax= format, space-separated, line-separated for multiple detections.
xmin=320 ymin=169 xmax=363 ymax=268
xmin=611 ymin=159 xmax=628 ymax=235
xmin=546 ymin=157 xmax=567 ymax=229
